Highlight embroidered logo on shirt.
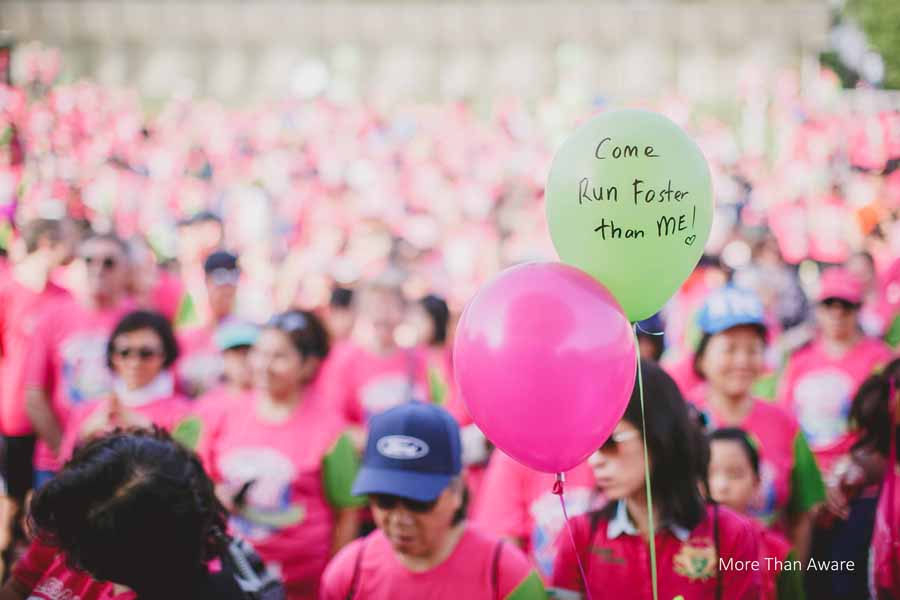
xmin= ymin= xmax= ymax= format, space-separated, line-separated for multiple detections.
xmin=30 ymin=577 xmax=81 ymax=600
xmin=377 ymin=435 xmax=430 ymax=460
xmin=673 ymin=538 xmax=717 ymax=581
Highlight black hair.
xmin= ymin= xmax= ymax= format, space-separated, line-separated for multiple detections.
xmin=606 ymin=360 xmax=709 ymax=530
xmin=420 ymin=294 xmax=450 ymax=346
xmin=266 ymin=309 xmax=330 ymax=360
xmin=29 ymin=428 xmax=228 ymax=594
xmin=709 ymin=428 xmax=760 ymax=477
xmin=850 ymin=372 xmax=899 ymax=461
xmin=107 ymin=310 xmax=180 ymax=370
xmin=692 ymin=324 xmax=767 ymax=380
xmin=636 ymin=332 xmax=665 ymax=362
xmin=451 ymin=483 xmax=470 ymax=526
xmin=330 ymin=286 xmax=354 ymax=309
xmin=81 ymin=231 xmax=129 ymax=257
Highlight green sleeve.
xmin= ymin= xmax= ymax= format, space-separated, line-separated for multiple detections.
xmin=751 ymin=372 xmax=779 ymax=401
xmin=884 ymin=314 xmax=900 ymax=349
xmin=506 ymin=571 xmax=549 ymax=600
xmin=171 ymin=416 xmax=203 ymax=451
xmin=789 ymin=431 xmax=825 ymax=515
xmin=175 ymin=293 xmax=199 ymax=329
xmin=322 ymin=433 xmax=367 ymax=509
xmin=428 ymin=367 xmax=448 ymax=406
xmin=776 ymin=550 xmax=806 ymax=600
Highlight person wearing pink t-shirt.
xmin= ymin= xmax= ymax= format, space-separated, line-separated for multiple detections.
xmin=550 ymin=361 xmax=761 ymax=600
xmin=320 ymin=402 xmax=545 ymax=600
xmin=202 ymin=310 xmax=363 ymax=600
xmin=473 ymin=451 xmax=599 ymax=579
xmin=191 ymin=320 xmax=258 ymax=452
xmin=0 ymin=539 xmax=134 ymax=600
xmin=58 ymin=310 xmax=191 ymax=461
xmin=24 ymin=232 xmax=134 ymax=482
xmin=693 ymin=286 xmax=824 ymax=561
xmin=709 ymin=428 xmax=805 ymax=600
xmin=778 ymin=268 xmax=894 ymax=481
xmin=0 ymin=218 xmax=76 ymax=559
xmin=320 ymin=273 xmax=429 ymax=436
xmin=175 ymin=250 xmax=241 ymax=398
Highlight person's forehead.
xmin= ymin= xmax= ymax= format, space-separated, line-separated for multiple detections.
xmin=81 ymin=238 xmax=124 ymax=256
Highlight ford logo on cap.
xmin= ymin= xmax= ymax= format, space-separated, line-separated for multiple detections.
xmin=376 ymin=435 xmax=430 ymax=460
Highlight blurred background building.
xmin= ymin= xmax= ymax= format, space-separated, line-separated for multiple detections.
xmin=0 ymin=0 xmax=833 ymax=105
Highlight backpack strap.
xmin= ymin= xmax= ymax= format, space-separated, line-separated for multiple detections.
xmin=346 ymin=538 xmax=368 ymax=600
xmin=492 ymin=539 xmax=505 ymax=600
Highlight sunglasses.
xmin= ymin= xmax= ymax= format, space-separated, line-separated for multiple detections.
xmin=268 ymin=312 xmax=308 ymax=334
xmin=598 ymin=429 xmax=640 ymax=454
xmin=821 ymin=298 xmax=860 ymax=312
xmin=114 ymin=346 xmax=163 ymax=361
xmin=370 ymin=494 xmax=438 ymax=514
xmin=83 ymin=255 xmax=119 ymax=270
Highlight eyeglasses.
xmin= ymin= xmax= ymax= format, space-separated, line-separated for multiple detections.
xmin=821 ymin=298 xmax=860 ymax=312
xmin=598 ymin=429 xmax=640 ymax=454
xmin=113 ymin=346 xmax=163 ymax=361
xmin=83 ymin=255 xmax=118 ymax=270
xmin=370 ymin=494 xmax=439 ymax=514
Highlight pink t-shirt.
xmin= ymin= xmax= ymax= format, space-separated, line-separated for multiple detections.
xmin=25 ymin=297 xmax=134 ymax=471
xmin=12 ymin=539 xmax=135 ymax=600
xmin=752 ymin=520 xmax=792 ymax=600
xmin=176 ymin=325 xmax=223 ymax=398
xmin=151 ymin=270 xmax=186 ymax=322
xmin=202 ymin=386 xmax=349 ymax=600
xmin=778 ymin=337 xmax=893 ymax=478
xmin=552 ymin=504 xmax=761 ymax=600
xmin=320 ymin=526 xmax=535 ymax=600
xmin=693 ymin=397 xmax=813 ymax=528
xmin=473 ymin=450 xmax=600 ymax=578
xmin=662 ymin=353 xmax=705 ymax=401
xmin=320 ymin=342 xmax=429 ymax=425
xmin=0 ymin=278 xmax=70 ymax=436
xmin=59 ymin=390 xmax=191 ymax=461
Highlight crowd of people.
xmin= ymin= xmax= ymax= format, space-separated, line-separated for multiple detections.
xmin=0 ymin=48 xmax=898 ymax=599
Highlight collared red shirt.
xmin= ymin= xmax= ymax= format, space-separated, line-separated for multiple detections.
xmin=552 ymin=502 xmax=762 ymax=600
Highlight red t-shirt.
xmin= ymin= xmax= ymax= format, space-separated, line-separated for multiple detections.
xmin=473 ymin=450 xmax=599 ymax=578
xmin=551 ymin=503 xmax=761 ymax=600
xmin=320 ymin=342 xmax=429 ymax=425
xmin=320 ymin=526 xmax=536 ymax=600
xmin=778 ymin=337 xmax=893 ymax=478
xmin=12 ymin=539 xmax=134 ymax=600
xmin=25 ymin=297 xmax=134 ymax=471
xmin=0 ymin=278 xmax=70 ymax=436
xmin=202 ymin=386 xmax=350 ymax=600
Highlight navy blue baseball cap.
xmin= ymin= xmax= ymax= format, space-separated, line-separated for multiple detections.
xmin=352 ymin=401 xmax=462 ymax=502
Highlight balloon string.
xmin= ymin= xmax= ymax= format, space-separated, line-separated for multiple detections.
xmin=553 ymin=473 xmax=593 ymax=600
xmin=634 ymin=326 xmax=659 ymax=600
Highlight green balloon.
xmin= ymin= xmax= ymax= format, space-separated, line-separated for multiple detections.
xmin=546 ymin=109 xmax=713 ymax=322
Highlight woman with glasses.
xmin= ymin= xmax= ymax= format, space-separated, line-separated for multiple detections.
xmin=198 ymin=309 xmax=363 ymax=600
xmin=777 ymin=268 xmax=893 ymax=483
xmin=321 ymin=401 xmax=544 ymax=600
xmin=551 ymin=360 xmax=761 ymax=600
xmin=58 ymin=310 xmax=191 ymax=460
xmin=692 ymin=286 xmax=824 ymax=562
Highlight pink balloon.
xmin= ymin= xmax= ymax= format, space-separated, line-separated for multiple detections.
xmin=453 ymin=262 xmax=636 ymax=473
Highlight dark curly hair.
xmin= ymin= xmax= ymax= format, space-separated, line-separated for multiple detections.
xmin=28 ymin=428 xmax=228 ymax=594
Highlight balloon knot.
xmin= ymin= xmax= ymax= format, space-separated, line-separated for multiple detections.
xmin=553 ymin=472 xmax=565 ymax=496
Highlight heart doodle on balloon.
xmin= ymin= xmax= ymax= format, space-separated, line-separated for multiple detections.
xmin=684 ymin=235 xmax=696 ymax=246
